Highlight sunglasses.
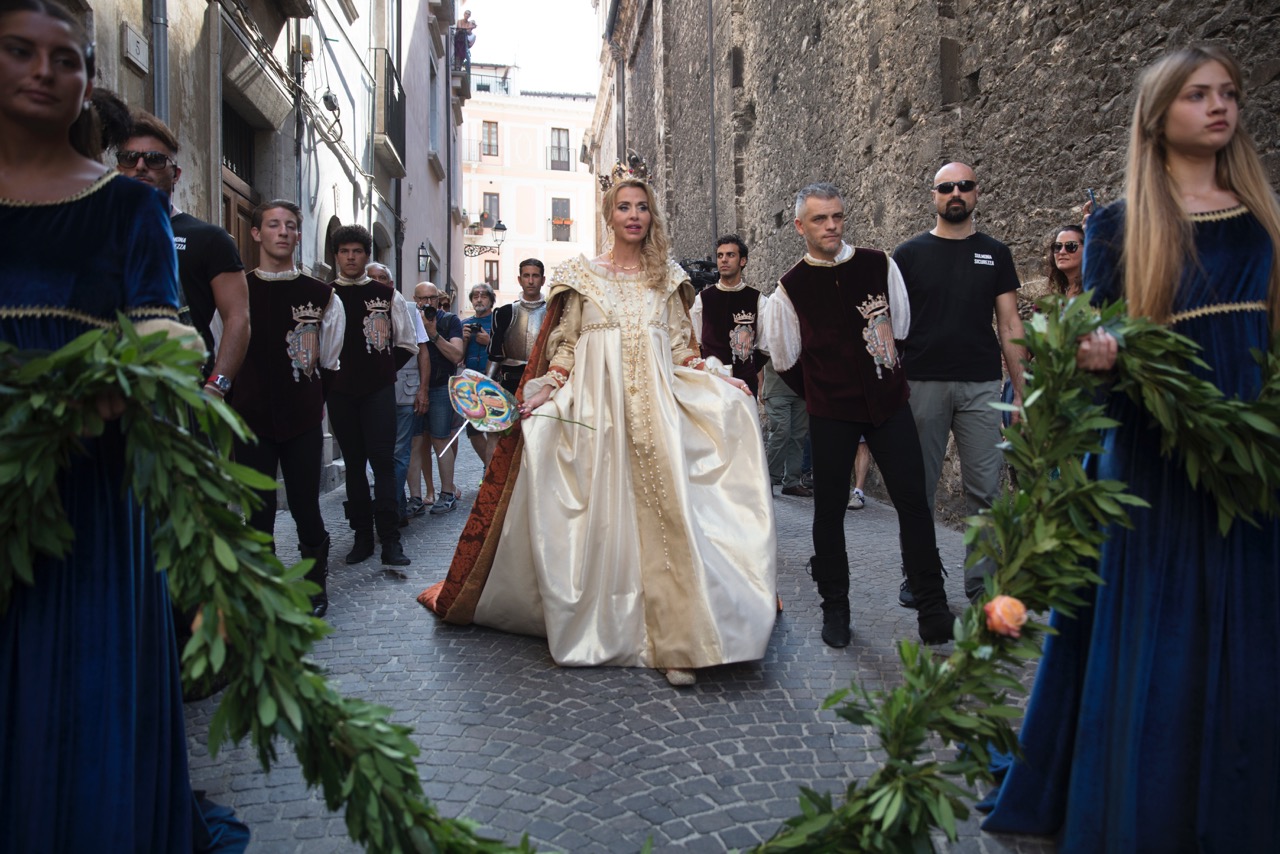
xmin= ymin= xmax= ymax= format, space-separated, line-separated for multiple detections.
xmin=1052 ymin=241 xmax=1081 ymax=253
xmin=116 ymin=150 xmax=176 ymax=171
xmin=932 ymin=180 xmax=977 ymax=194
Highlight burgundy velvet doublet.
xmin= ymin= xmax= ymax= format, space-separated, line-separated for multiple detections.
xmin=698 ymin=286 xmax=765 ymax=394
xmin=778 ymin=248 xmax=908 ymax=426
xmin=332 ymin=280 xmax=398 ymax=396
xmin=231 ymin=272 xmax=333 ymax=442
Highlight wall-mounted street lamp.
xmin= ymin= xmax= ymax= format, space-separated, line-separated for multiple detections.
xmin=418 ymin=242 xmax=428 ymax=273
xmin=463 ymin=220 xmax=506 ymax=257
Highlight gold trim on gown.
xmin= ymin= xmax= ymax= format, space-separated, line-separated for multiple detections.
xmin=471 ymin=256 xmax=778 ymax=669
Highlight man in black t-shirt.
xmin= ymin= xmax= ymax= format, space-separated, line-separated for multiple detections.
xmin=116 ymin=111 xmax=249 ymax=398
xmin=893 ymin=162 xmax=1026 ymax=603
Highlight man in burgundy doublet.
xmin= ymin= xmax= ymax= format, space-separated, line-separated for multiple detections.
xmin=761 ymin=183 xmax=954 ymax=650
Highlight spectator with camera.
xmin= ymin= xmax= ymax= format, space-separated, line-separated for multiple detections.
xmin=461 ymin=283 xmax=496 ymax=469
xmin=416 ymin=281 xmax=464 ymax=514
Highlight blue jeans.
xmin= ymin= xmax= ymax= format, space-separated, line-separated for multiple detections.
xmin=393 ymin=404 xmax=425 ymax=517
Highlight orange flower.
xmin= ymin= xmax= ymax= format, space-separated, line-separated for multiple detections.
xmin=984 ymin=595 xmax=1028 ymax=638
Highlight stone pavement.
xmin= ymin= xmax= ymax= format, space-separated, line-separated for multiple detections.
xmin=184 ymin=448 xmax=1054 ymax=853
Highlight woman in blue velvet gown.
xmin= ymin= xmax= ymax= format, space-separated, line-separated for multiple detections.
xmin=0 ymin=2 xmax=245 ymax=850
xmin=983 ymin=46 xmax=1280 ymax=852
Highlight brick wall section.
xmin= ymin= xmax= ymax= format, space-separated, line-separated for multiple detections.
xmin=606 ymin=0 xmax=1279 ymax=525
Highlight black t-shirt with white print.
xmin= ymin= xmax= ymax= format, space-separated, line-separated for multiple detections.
xmin=892 ymin=231 xmax=1020 ymax=383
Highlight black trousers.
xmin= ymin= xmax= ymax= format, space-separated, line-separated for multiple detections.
xmin=234 ymin=423 xmax=327 ymax=547
xmin=327 ymin=385 xmax=398 ymax=512
xmin=809 ymin=405 xmax=938 ymax=571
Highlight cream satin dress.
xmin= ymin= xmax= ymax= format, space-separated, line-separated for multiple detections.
xmin=472 ymin=256 xmax=777 ymax=669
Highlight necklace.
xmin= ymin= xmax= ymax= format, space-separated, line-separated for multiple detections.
xmin=609 ymin=249 xmax=643 ymax=272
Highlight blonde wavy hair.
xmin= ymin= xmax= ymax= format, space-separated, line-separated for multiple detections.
xmin=601 ymin=177 xmax=672 ymax=290
xmin=1124 ymin=45 xmax=1280 ymax=330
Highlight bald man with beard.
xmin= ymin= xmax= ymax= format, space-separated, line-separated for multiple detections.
xmin=892 ymin=162 xmax=1026 ymax=605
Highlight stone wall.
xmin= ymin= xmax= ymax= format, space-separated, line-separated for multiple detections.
xmin=608 ymin=0 xmax=1280 ymax=526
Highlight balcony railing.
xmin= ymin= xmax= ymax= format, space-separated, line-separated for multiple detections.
xmin=373 ymin=48 xmax=406 ymax=177
xmin=546 ymin=146 xmax=574 ymax=172
xmin=548 ymin=220 xmax=576 ymax=243
xmin=471 ymin=72 xmax=511 ymax=95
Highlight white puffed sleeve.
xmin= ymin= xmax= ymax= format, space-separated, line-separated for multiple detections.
xmin=319 ymin=291 xmax=345 ymax=371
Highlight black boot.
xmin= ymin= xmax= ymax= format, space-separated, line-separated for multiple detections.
xmin=905 ymin=547 xmax=955 ymax=645
xmin=809 ymin=554 xmax=852 ymax=648
xmin=299 ymin=535 xmax=330 ymax=618
xmin=374 ymin=500 xmax=411 ymax=567
xmin=343 ymin=500 xmax=375 ymax=564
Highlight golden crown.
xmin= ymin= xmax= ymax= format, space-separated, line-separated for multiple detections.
xmin=364 ymin=297 xmax=391 ymax=313
xmin=598 ymin=151 xmax=651 ymax=192
xmin=857 ymin=294 xmax=889 ymax=320
xmin=291 ymin=302 xmax=323 ymax=323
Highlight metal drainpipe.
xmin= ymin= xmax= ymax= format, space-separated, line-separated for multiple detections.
xmin=294 ymin=18 xmax=304 ymax=267
xmin=706 ymin=0 xmax=717 ymax=243
xmin=393 ymin=0 xmax=403 ymax=289
xmin=445 ymin=45 xmax=453 ymax=296
xmin=152 ymin=0 xmax=169 ymax=122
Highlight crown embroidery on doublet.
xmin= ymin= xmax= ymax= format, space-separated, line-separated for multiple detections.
xmin=362 ymin=296 xmax=393 ymax=354
xmin=859 ymin=294 xmax=899 ymax=379
xmin=286 ymin=300 xmax=324 ymax=381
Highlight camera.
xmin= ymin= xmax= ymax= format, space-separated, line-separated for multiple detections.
xmin=678 ymin=258 xmax=719 ymax=293
xmin=421 ymin=304 xmax=437 ymax=320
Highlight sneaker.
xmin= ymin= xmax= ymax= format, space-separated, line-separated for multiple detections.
xmin=407 ymin=496 xmax=426 ymax=517
xmin=800 ymin=470 xmax=814 ymax=489
xmin=847 ymin=488 xmax=865 ymax=510
xmin=429 ymin=492 xmax=457 ymax=515
xmin=898 ymin=577 xmax=917 ymax=610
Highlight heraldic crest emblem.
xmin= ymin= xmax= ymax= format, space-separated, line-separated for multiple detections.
xmin=857 ymin=294 xmax=899 ymax=379
xmin=286 ymin=301 xmax=323 ymax=381
xmin=363 ymin=297 xmax=393 ymax=354
xmin=730 ymin=308 xmax=756 ymax=365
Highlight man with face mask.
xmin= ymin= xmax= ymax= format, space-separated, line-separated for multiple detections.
xmin=892 ymin=162 xmax=1026 ymax=605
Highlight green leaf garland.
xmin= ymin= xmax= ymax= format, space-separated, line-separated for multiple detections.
xmin=753 ymin=295 xmax=1280 ymax=852
xmin=0 ymin=317 xmax=533 ymax=854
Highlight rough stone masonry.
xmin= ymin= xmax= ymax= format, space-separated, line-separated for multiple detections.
xmin=596 ymin=0 xmax=1279 ymax=524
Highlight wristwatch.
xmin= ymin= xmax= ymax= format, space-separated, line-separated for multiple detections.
xmin=206 ymin=373 xmax=232 ymax=394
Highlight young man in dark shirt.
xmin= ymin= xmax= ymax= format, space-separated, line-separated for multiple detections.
xmin=231 ymin=200 xmax=345 ymax=615
xmin=327 ymin=226 xmax=420 ymax=566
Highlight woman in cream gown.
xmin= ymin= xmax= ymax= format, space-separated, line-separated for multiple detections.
xmin=423 ymin=176 xmax=776 ymax=686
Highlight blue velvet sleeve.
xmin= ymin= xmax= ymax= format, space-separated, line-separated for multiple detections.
xmin=1085 ymin=201 xmax=1125 ymax=307
xmin=123 ymin=188 xmax=182 ymax=313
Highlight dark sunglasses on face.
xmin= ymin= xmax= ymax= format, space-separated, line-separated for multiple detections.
xmin=932 ymin=180 xmax=977 ymax=194
xmin=1052 ymin=241 xmax=1081 ymax=253
xmin=116 ymin=150 xmax=176 ymax=170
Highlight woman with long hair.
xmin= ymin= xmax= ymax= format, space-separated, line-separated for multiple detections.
xmin=1045 ymin=223 xmax=1085 ymax=297
xmin=421 ymin=173 xmax=777 ymax=687
xmin=0 ymin=1 xmax=246 ymax=849
xmin=983 ymin=46 xmax=1280 ymax=851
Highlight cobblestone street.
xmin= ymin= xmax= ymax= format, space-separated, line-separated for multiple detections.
xmin=185 ymin=448 xmax=1052 ymax=853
